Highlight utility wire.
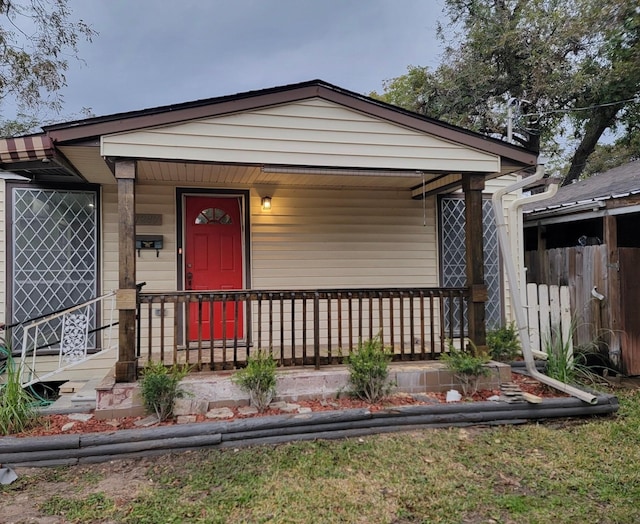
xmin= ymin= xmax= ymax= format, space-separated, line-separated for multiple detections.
xmin=521 ymin=96 xmax=639 ymax=118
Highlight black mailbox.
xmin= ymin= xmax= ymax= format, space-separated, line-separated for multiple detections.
xmin=136 ymin=235 xmax=163 ymax=257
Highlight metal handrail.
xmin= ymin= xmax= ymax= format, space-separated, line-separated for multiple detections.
xmin=19 ymin=291 xmax=118 ymax=388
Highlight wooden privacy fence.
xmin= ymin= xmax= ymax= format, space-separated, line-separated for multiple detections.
xmin=525 ymin=283 xmax=572 ymax=357
xmin=524 ymin=245 xmax=640 ymax=375
xmin=525 ymin=245 xmax=609 ymax=350
xmin=137 ymin=287 xmax=470 ymax=370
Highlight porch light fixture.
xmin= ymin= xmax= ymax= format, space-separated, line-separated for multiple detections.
xmin=261 ymin=196 xmax=272 ymax=211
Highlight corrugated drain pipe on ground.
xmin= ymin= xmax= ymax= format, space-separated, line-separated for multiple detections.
xmin=491 ymin=165 xmax=598 ymax=405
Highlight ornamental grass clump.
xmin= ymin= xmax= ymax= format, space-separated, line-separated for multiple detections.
xmin=232 ymin=350 xmax=277 ymax=412
xmin=0 ymin=349 xmax=38 ymax=435
xmin=440 ymin=341 xmax=490 ymax=397
xmin=139 ymin=361 xmax=190 ymax=421
xmin=345 ymin=336 xmax=393 ymax=403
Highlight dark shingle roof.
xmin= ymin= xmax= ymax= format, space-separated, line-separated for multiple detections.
xmin=524 ymin=160 xmax=640 ymax=214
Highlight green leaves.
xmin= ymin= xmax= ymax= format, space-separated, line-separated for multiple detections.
xmin=232 ymin=350 xmax=277 ymax=412
xmin=0 ymin=0 xmax=96 ymax=136
xmin=0 ymin=351 xmax=38 ymax=435
xmin=345 ymin=336 xmax=393 ymax=403
xmin=440 ymin=341 xmax=490 ymax=396
xmin=487 ymin=322 xmax=522 ymax=362
xmin=139 ymin=361 xmax=189 ymax=421
xmin=374 ymin=0 xmax=640 ymax=182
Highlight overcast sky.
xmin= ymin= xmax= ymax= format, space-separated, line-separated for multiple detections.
xmin=49 ymin=0 xmax=445 ymax=121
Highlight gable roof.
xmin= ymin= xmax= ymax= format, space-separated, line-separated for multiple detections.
xmin=524 ymin=160 xmax=640 ymax=217
xmin=51 ymin=80 xmax=536 ymax=162
xmin=0 ymin=79 xmax=537 ymax=184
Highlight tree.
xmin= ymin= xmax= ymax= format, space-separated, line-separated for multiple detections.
xmin=372 ymin=0 xmax=640 ymax=184
xmin=0 ymin=0 xmax=95 ymax=136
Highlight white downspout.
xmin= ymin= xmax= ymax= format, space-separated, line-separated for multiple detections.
xmin=492 ymin=165 xmax=598 ymax=404
xmin=508 ymin=176 xmax=561 ymax=359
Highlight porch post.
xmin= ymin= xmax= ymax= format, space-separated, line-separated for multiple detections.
xmin=603 ymin=215 xmax=622 ymax=365
xmin=115 ymin=159 xmax=138 ymax=382
xmin=463 ymin=174 xmax=488 ymax=352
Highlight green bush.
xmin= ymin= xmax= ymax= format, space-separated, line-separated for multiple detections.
xmin=487 ymin=322 xmax=522 ymax=362
xmin=440 ymin=341 xmax=490 ymax=396
xmin=232 ymin=350 xmax=277 ymax=412
xmin=0 ymin=352 xmax=38 ymax=435
xmin=345 ymin=337 xmax=393 ymax=403
xmin=139 ymin=361 xmax=189 ymax=421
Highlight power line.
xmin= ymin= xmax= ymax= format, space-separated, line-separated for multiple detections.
xmin=521 ymin=96 xmax=639 ymax=118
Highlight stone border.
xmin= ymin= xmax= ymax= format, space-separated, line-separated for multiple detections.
xmin=1 ymin=393 xmax=618 ymax=468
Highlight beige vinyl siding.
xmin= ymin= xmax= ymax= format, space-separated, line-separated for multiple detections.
xmin=103 ymin=183 xmax=179 ymax=355
xmin=101 ymin=98 xmax=500 ymax=173
xmin=251 ymin=187 xmax=437 ymax=289
xmin=102 ymin=183 xmax=178 ymax=293
xmin=485 ymin=174 xmax=521 ymax=324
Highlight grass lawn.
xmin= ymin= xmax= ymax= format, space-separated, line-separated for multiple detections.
xmin=2 ymin=388 xmax=639 ymax=523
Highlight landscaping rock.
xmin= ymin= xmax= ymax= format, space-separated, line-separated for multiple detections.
xmin=280 ymin=403 xmax=301 ymax=413
xmin=61 ymin=422 xmax=75 ymax=432
xmin=206 ymin=407 xmax=234 ymax=419
xmin=68 ymin=413 xmax=94 ymax=422
xmin=174 ymin=398 xmax=209 ymax=416
xmin=134 ymin=415 xmax=160 ymax=427
xmin=297 ymin=407 xmax=313 ymax=414
xmin=176 ymin=415 xmax=197 ymax=424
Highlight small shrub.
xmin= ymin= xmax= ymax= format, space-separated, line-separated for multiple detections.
xmin=487 ymin=322 xmax=521 ymax=362
xmin=345 ymin=336 xmax=393 ymax=403
xmin=139 ymin=361 xmax=189 ymax=421
xmin=440 ymin=341 xmax=490 ymax=396
xmin=0 ymin=352 xmax=38 ymax=435
xmin=232 ymin=350 xmax=277 ymax=412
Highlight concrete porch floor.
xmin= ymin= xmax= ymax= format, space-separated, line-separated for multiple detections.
xmin=92 ymin=360 xmax=512 ymax=420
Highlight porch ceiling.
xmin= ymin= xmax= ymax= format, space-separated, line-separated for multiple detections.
xmin=59 ymin=144 xmax=465 ymax=192
xmin=137 ymin=160 xmax=430 ymax=190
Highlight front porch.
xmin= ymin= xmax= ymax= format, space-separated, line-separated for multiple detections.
xmin=0 ymin=80 xmax=539 ymax=387
xmin=136 ymin=286 xmax=470 ymax=371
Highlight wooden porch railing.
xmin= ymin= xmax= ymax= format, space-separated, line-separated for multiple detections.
xmin=137 ymin=287 xmax=469 ymax=370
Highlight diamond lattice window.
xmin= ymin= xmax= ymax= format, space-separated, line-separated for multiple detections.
xmin=440 ymin=197 xmax=501 ymax=333
xmin=11 ymin=188 xmax=98 ymax=350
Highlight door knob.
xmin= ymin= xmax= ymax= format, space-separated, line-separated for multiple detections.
xmin=186 ymin=272 xmax=193 ymax=289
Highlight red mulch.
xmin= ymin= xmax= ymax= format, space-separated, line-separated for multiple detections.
xmin=12 ymin=373 xmax=563 ymax=439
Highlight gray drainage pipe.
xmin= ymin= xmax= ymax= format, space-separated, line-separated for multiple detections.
xmin=491 ymin=165 xmax=598 ymax=404
xmin=0 ymin=395 xmax=617 ymax=467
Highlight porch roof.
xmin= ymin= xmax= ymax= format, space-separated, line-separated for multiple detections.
xmin=0 ymin=80 xmax=538 ymax=194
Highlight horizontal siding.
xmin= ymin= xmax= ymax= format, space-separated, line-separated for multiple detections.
xmin=251 ymin=187 xmax=437 ymax=289
xmin=23 ymin=352 xmax=117 ymax=383
xmin=102 ymin=98 xmax=500 ymax=172
xmin=102 ymin=184 xmax=178 ymax=293
xmin=102 ymin=184 xmax=439 ymax=292
xmin=485 ymin=174 xmax=521 ymax=324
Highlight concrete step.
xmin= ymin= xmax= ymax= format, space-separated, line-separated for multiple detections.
xmin=40 ymin=375 xmax=105 ymax=415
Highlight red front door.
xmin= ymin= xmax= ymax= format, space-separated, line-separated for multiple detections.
xmin=184 ymin=196 xmax=243 ymax=341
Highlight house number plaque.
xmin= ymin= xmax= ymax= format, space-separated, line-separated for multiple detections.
xmin=135 ymin=213 xmax=163 ymax=226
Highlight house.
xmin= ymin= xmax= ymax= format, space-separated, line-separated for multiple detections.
xmin=0 ymin=80 xmax=537 ymax=385
xmin=523 ymin=160 xmax=640 ymax=375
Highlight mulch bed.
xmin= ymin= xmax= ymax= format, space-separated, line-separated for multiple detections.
xmin=12 ymin=372 xmax=563 ymax=439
